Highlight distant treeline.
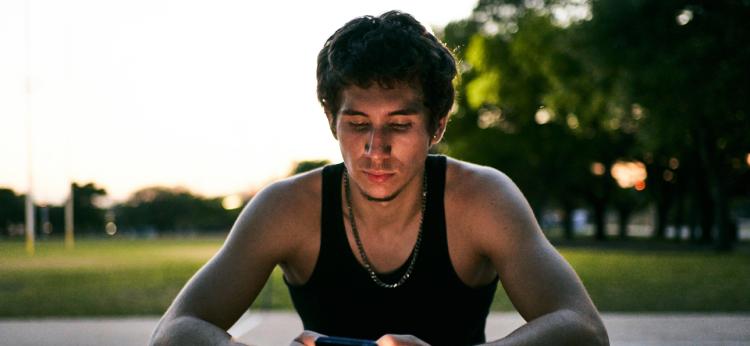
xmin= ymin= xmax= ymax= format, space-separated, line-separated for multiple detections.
xmin=0 ymin=160 xmax=329 ymax=237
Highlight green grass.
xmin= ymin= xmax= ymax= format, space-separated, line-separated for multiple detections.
xmin=491 ymin=248 xmax=750 ymax=312
xmin=0 ymin=237 xmax=219 ymax=317
xmin=1 ymin=237 xmax=749 ymax=317
xmin=563 ymin=248 xmax=750 ymax=312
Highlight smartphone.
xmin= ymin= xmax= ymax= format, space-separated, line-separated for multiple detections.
xmin=315 ymin=336 xmax=378 ymax=346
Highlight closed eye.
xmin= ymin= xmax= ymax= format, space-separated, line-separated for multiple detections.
xmin=349 ymin=122 xmax=371 ymax=131
xmin=390 ymin=123 xmax=412 ymax=131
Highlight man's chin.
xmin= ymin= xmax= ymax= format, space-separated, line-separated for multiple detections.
xmin=361 ymin=191 xmax=399 ymax=202
xmin=358 ymin=183 xmax=402 ymax=202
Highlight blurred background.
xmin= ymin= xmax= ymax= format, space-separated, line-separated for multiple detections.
xmin=1 ymin=0 xmax=749 ymax=318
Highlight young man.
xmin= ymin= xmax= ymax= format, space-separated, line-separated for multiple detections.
xmin=150 ymin=11 xmax=608 ymax=346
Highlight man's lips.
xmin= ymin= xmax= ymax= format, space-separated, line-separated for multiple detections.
xmin=363 ymin=171 xmax=395 ymax=183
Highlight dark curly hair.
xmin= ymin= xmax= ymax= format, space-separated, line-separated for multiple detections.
xmin=317 ymin=10 xmax=457 ymax=135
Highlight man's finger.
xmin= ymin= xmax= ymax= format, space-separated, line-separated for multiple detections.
xmin=290 ymin=330 xmax=325 ymax=346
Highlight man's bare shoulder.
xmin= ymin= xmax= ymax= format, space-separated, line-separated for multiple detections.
xmin=229 ymin=167 xmax=323 ymax=251
xmin=444 ymin=157 xmax=540 ymax=253
xmin=257 ymin=167 xmax=323 ymax=211
xmin=444 ymin=157 xmax=521 ymax=207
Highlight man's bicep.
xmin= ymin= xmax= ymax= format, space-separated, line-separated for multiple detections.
xmin=166 ymin=183 xmax=291 ymax=330
xmin=495 ymin=236 xmax=595 ymax=322
xmin=478 ymin=173 xmax=598 ymax=322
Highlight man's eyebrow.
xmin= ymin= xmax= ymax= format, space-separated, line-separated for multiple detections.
xmin=340 ymin=108 xmax=367 ymax=116
xmin=388 ymin=100 xmax=424 ymax=116
xmin=387 ymin=107 xmax=421 ymax=116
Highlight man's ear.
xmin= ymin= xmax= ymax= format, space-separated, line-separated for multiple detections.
xmin=430 ymin=116 xmax=448 ymax=145
xmin=326 ymin=112 xmax=338 ymax=140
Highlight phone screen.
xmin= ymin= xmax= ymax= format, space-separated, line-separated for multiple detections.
xmin=315 ymin=336 xmax=378 ymax=346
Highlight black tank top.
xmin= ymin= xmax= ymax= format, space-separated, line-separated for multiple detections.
xmin=285 ymin=155 xmax=498 ymax=345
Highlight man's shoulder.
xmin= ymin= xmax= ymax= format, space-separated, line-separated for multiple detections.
xmin=444 ymin=157 xmax=518 ymax=205
xmin=256 ymin=166 xmax=324 ymax=212
xmin=444 ymin=157 xmax=539 ymax=250
xmin=235 ymin=165 xmax=325 ymax=236
xmin=444 ymin=157 xmax=533 ymax=232
xmin=219 ymin=166 xmax=329 ymax=268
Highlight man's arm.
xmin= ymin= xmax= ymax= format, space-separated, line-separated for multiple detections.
xmin=468 ymin=167 xmax=608 ymax=346
xmin=150 ymin=179 xmax=302 ymax=346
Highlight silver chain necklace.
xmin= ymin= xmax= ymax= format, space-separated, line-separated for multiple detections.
xmin=343 ymin=168 xmax=427 ymax=288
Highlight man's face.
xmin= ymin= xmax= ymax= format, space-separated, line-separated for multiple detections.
xmin=330 ymin=83 xmax=440 ymax=202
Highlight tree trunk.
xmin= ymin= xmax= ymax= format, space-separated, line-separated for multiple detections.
xmin=695 ymin=127 xmax=734 ymax=251
xmin=617 ymin=207 xmax=631 ymax=239
xmin=686 ymin=163 xmax=700 ymax=243
xmin=673 ymin=192 xmax=685 ymax=242
xmin=653 ymin=198 xmax=669 ymax=240
xmin=697 ymin=183 xmax=714 ymax=244
xmin=562 ymin=205 xmax=574 ymax=240
xmin=713 ymin=185 xmax=733 ymax=251
xmin=688 ymin=196 xmax=699 ymax=242
xmin=593 ymin=203 xmax=606 ymax=241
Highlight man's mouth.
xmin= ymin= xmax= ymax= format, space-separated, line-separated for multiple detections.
xmin=363 ymin=171 xmax=395 ymax=183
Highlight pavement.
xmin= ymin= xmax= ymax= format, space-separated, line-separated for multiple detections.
xmin=1 ymin=312 xmax=748 ymax=346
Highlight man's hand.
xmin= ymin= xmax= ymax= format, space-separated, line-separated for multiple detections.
xmin=290 ymin=330 xmax=326 ymax=346
xmin=290 ymin=332 xmax=429 ymax=346
xmin=376 ymin=334 xmax=429 ymax=346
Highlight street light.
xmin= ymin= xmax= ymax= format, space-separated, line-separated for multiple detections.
xmin=24 ymin=0 xmax=35 ymax=256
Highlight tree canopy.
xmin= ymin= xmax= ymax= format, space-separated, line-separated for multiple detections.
xmin=440 ymin=0 xmax=750 ymax=248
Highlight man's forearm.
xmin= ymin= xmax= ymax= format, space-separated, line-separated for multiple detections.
xmin=150 ymin=315 xmax=247 ymax=346
xmin=481 ymin=309 xmax=609 ymax=346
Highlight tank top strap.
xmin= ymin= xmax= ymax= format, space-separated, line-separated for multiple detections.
xmin=415 ymin=155 xmax=450 ymax=279
xmin=321 ymin=163 xmax=344 ymax=236
xmin=425 ymin=154 xmax=447 ymax=216
xmin=315 ymin=163 xmax=355 ymax=283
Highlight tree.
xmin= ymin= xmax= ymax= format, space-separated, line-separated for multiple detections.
xmin=0 ymin=188 xmax=25 ymax=236
xmin=72 ymin=182 xmax=108 ymax=233
xmin=290 ymin=160 xmax=331 ymax=175
xmin=441 ymin=0 xmax=750 ymax=248
xmin=115 ymin=186 xmax=238 ymax=233
xmin=583 ymin=0 xmax=750 ymax=249
xmin=441 ymin=0 xmax=637 ymax=240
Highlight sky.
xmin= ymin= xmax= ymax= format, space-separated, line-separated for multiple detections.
xmin=0 ymin=0 xmax=478 ymax=205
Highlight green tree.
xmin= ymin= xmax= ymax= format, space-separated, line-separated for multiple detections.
xmin=115 ymin=186 xmax=238 ymax=233
xmin=72 ymin=182 xmax=107 ymax=233
xmin=290 ymin=160 xmax=331 ymax=175
xmin=583 ymin=0 xmax=750 ymax=249
xmin=442 ymin=0 xmax=749 ymax=247
xmin=0 ymin=188 xmax=25 ymax=236
xmin=441 ymin=0 xmax=638 ymax=240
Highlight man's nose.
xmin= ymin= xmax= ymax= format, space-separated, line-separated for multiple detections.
xmin=364 ymin=128 xmax=391 ymax=158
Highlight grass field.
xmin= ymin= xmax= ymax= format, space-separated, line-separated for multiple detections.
xmin=1 ymin=236 xmax=749 ymax=317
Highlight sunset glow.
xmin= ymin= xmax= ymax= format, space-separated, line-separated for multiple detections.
xmin=0 ymin=0 xmax=477 ymax=204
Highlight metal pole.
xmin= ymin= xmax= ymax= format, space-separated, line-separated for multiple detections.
xmin=24 ymin=0 xmax=35 ymax=256
xmin=65 ymin=183 xmax=74 ymax=249
xmin=25 ymin=191 xmax=35 ymax=255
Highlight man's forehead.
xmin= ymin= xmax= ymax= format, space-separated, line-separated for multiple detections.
xmin=339 ymin=83 xmax=425 ymax=111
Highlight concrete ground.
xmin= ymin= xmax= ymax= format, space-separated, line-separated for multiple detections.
xmin=1 ymin=312 xmax=748 ymax=346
